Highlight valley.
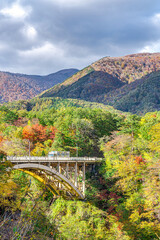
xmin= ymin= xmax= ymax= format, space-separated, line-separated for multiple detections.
xmin=0 ymin=52 xmax=160 ymax=239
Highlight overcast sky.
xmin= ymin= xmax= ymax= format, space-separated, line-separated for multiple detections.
xmin=0 ymin=0 xmax=160 ymax=75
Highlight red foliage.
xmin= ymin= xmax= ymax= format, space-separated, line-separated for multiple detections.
xmin=109 ymin=192 xmax=120 ymax=200
xmin=0 ymin=134 xmax=3 ymax=144
xmin=32 ymin=124 xmax=47 ymax=142
xmin=22 ymin=124 xmax=56 ymax=143
xmin=22 ymin=125 xmax=35 ymax=142
xmin=98 ymin=189 xmax=108 ymax=201
xmin=135 ymin=155 xmax=145 ymax=164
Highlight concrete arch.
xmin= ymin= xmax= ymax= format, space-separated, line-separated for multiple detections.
xmin=13 ymin=163 xmax=84 ymax=199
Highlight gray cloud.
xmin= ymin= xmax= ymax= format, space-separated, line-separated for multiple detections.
xmin=0 ymin=0 xmax=160 ymax=75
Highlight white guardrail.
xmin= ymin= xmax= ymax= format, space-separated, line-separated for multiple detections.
xmin=7 ymin=156 xmax=102 ymax=162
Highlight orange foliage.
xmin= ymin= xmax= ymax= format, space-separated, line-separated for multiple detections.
xmin=22 ymin=124 xmax=56 ymax=143
xmin=22 ymin=125 xmax=35 ymax=142
xmin=32 ymin=124 xmax=47 ymax=142
xmin=0 ymin=135 xmax=3 ymax=148
xmin=0 ymin=135 xmax=3 ymax=143
xmin=135 ymin=155 xmax=145 ymax=164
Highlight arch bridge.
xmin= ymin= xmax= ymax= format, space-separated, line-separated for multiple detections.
xmin=7 ymin=156 xmax=102 ymax=200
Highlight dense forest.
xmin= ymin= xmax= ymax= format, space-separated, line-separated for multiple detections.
xmin=39 ymin=53 xmax=160 ymax=114
xmin=0 ymin=69 xmax=78 ymax=103
xmin=0 ymin=98 xmax=160 ymax=239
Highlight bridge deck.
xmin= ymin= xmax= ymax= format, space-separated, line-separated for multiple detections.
xmin=7 ymin=156 xmax=102 ymax=164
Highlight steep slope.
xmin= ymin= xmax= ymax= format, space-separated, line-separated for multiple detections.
xmin=110 ymin=71 xmax=160 ymax=114
xmin=92 ymin=71 xmax=160 ymax=114
xmin=41 ymin=71 xmax=125 ymax=101
xmin=91 ymin=53 xmax=160 ymax=83
xmin=39 ymin=53 xmax=160 ymax=114
xmin=40 ymin=53 xmax=160 ymax=99
xmin=0 ymin=68 xmax=78 ymax=103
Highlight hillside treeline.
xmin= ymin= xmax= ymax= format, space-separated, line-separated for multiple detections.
xmin=0 ymin=102 xmax=160 ymax=239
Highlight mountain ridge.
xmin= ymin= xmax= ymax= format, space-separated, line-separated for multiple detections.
xmin=0 ymin=68 xmax=79 ymax=103
xmin=39 ymin=52 xmax=160 ymax=114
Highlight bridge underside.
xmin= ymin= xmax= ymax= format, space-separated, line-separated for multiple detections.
xmin=13 ymin=163 xmax=85 ymax=199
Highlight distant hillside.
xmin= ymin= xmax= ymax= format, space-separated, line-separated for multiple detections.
xmin=4 ymin=97 xmax=125 ymax=116
xmin=41 ymin=71 xmax=125 ymax=101
xmin=39 ymin=53 xmax=160 ymax=114
xmin=91 ymin=53 xmax=160 ymax=83
xmin=0 ymin=68 xmax=78 ymax=103
xmin=107 ymin=71 xmax=160 ymax=114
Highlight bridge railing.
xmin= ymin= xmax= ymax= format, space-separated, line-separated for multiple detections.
xmin=7 ymin=156 xmax=102 ymax=162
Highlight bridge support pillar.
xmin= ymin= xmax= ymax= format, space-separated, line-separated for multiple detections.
xmin=82 ymin=162 xmax=85 ymax=196
xmin=75 ymin=162 xmax=78 ymax=187
xmin=66 ymin=162 xmax=69 ymax=179
xmin=58 ymin=163 xmax=62 ymax=189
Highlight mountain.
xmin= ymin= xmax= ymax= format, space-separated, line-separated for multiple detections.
xmin=40 ymin=71 xmax=125 ymax=102
xmin=98 ymin=71 xmax=160 ymax=114
xmin=0 ymin=68 xmax=78 ymax=103
xmin=39 ymin=53 xmax=160 ymax=114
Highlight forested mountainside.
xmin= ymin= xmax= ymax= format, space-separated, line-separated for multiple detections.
xmin=40 ymin=53 xmax=160 ymax=114
xmin=97 ymin=71 xmax=160 ymax=114
xmin=4 ymin=97 xmax=125 ymax=116
xmin=39 ymin=71 xmax=125 ymax=101
xmin=0 ymin=97 xmax=160 ymax=239
xmin=91 ymin=52 xmax=160 ymax=83
xmin=0 ymin=68 xmax=78 ymax=103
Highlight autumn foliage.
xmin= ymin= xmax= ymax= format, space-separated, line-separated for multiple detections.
xmin=0 ymin=102 xmax=160 ymax=239
xmin=135 ymin=155 xmax=145 ymax=164
xmin=22 ymin=124 xmax=56 ymax=143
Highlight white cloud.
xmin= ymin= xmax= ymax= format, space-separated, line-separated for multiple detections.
xmin=0 ymin=0 xmax=160 ymax=75
xmin=152 ymin=13 xmax=160 ymax=25
xmin=22 ymin=25 xmax=37 ymax=40
xmin=0 ymin=2 xmax=31 ymax=19
xmin=140 ymin=41 xmax=160 ymax=53
xmin=19 ymin=41 xmax=64 ymax=58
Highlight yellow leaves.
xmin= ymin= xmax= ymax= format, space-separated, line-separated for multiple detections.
xmin=149 ymin=123 xmax=160 ymax=153
xmin=0 ymin=160 xmax=24 ymax=212
xmin=0 ymin=179 xmax=17 ymax=196
xmin=102 ymin=112 xmax=160 ymax=238
xmin=0 ymin=178 xmax=18 ymax=209
xmin=0 ymin=123 xmax=6 ymax=132
xmin=1 ymin=138 xmax=27 ymax=156
xmin=139 ymin=221 xmax=155 ymax=230
xmin=115 ymin=155 xmax=146 ymax=193
xmin=129 ymin=209 xmax=140 ymax=223
xmin=143 ymin=152 xmax=152 ymax=161
xmin=140 ymin=117 xmax=146 ymax=125
xmin=31 ymin=142 xmax=47 ymax=156
xmin=140 ymin=211 xmax=155 ymax=221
